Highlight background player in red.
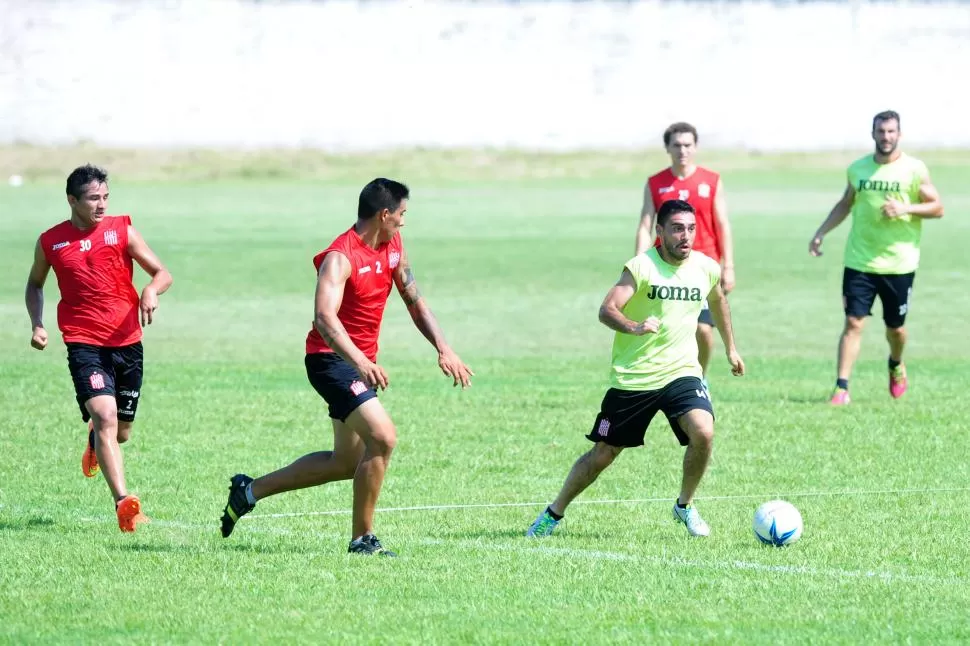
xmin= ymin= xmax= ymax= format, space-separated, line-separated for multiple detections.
xmin=635 ymin=122 xmax=736 ymax=390
xmin=220 ymin=178 xmax=474 ymax=556
xmin=25 ymin=164 xmax=173 ymax=533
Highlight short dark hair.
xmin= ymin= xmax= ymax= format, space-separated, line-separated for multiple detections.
xmin=663 ymin=122 xmax=698 ymax=147
xmin=66 ymin=164 xmax=108 ymax=199
xmin=358 ymin=178 xmax=409 ymax=220
xmin=872 ymin=110 xmax=900 ymax=131
xmin=657 ymin=199 xmax=695 ymax=227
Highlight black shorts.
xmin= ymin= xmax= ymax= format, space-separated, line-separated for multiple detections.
xmin=587 ymin=376 xmax=714 ymax=448
xmin=66 ymin=342 xmax=143 ymax=423
xmin=842 ymin=267 xmax=916 ymax=328
xmin=698 ymin=299 xmax=714 ymax=327
xmin=305 ymin=353 xmax=378 ymax=422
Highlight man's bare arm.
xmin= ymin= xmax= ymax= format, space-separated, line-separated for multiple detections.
xmin=128 ymin=226 xmax=173 ymax=326
xmin=393 ymin=249 xmax=450 ymax=352
xmin=707 ymin=282 xmax=737 ymax=353
xmin=127 ymin=226 xmax=173 ymax=295
xmin=393 ymin=249 xmax=473 ymax=388
xmin=313 ymin=252 xmax=370 ymax=367
xmin=713 ymin=178 xmax=736 ymax=292
xmin=810 ymin=182 xmax=856 ymax=256
xmin=707 ymin=281 xmax=745 ymax=376
xmin=634 ymin=184 xmax=656 ymax=256
xmin=25 ymin=238 xmax=50 ymax=349
xmin=599 ymin=269 xmax=659 ymax=336
xmin=25 ymin=238 xmax=49 ymax=329
xmin=908 ymin=172 xmax=944 ymax=218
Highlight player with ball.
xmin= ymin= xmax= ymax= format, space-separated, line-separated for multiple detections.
xmin=527 ymin=199 xmax=745 ymax=539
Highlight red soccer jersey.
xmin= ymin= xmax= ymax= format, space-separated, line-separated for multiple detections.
xmin=40 ymin=215 xmax=141 ymax=347
xmin=647 ymin=166 xmax=722 ymax=262
xmin=305 ymin=227 xmax=404 ymax=362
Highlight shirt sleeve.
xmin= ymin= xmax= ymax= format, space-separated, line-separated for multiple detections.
xmin=624 ymin=254 xmax=650 ymax=293
xmin=709 ymin=257 xmax=722 ymax=291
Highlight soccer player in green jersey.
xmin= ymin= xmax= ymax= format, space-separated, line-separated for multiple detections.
xmin=527 ymin=200 xmax=745 ymax=538
xmin=809 ymin=111 xmax=944 ymax=405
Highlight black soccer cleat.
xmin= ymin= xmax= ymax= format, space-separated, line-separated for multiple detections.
xmin=220 ymin=473 xmax=255 ymax=538
xmin=348 ymin=534 xmax=397 ymax=557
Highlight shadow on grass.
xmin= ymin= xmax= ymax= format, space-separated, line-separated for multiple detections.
xmin=0 ymin=516 xmax=56 ymax=531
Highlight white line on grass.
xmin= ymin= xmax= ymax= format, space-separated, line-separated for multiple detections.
xmin=247 ymin=485 xmax=970 ymax=520
xmin=68 ymin=515 xmax=964 ymax=584
xmin=65 ymin=513 xmax=964 ymax=585
xmin=478 ymin=542 xmax=960 ymax=585
xmin=414 ymin=538 xmax=961 ymax=584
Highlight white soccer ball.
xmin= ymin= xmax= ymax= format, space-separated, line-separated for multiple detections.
xmin=753 ymin=500 xmax=803 ymax=546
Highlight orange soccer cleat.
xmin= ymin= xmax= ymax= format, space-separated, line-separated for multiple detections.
xmin=116 ymin=495 xmax=149 ymax=533
xmin=82 ymin=421 xmax=99 ymax=478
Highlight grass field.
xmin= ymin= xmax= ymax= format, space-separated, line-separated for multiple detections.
xmin=1 ymin=148 xmax=969 ymax=644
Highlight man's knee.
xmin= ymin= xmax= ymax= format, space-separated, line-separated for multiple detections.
xmin=590 ymin=442 xmax=622 ymax=469
xmin=844 ymin=316 xmax=866 ymax=334
xmin=117 ymin=422 xmax=132 ymax=444
xmin=331 ymin=444 xmax=365 ymax=479
xmin=347 ymin=400 xmax=397 ymax=456
xmin=886 ymin=325 xmax=906 ymax=339
xmin=88 ymin=403 xmax=119 ymax=435
xmin=365 ymin=423 xmax=397 ymax=456
xmin=680 ymin=411 xmax=714 ymax=446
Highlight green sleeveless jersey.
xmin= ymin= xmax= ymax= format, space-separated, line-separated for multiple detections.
xmin=610 ymin=247 xmax=720 ymax=391
xmin=844 ymin=153 xmax=928 ymax=274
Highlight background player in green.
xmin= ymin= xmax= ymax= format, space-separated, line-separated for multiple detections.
xmin=809 ymin=111 xmax=944 ymax=405
xmin=527 ymin=200 xmax=745 ymax=539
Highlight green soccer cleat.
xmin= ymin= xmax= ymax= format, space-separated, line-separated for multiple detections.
xmin=526 ymin=508 xmax=560 ymax=538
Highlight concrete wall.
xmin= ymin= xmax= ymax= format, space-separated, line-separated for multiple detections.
xmin=1 ymin=0 xmax=967 ymax=150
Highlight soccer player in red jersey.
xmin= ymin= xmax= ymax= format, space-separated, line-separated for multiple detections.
xmin=25 ymin=164 xmax=173 ymax=533
xmin=635 ymin=122 xmax=736 ymax=390
xmin=221 ymin=178 xmax=473 ymax=556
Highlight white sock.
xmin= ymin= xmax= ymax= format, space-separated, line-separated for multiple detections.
xmin=245 ymin=482 xmax=257 ymax=506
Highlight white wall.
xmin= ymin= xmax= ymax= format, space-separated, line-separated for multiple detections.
xmin=1 ymin=0 xmax=968 ymax=151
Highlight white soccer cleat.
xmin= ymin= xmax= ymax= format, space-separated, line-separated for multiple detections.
xmin=673 ymin=503 xmax=710 ymax=537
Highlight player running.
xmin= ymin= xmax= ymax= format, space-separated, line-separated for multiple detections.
xmin=26 ymin=164 xmax=173 ymax=532
xmin=528 ymin=200 xmax=744 ymax=539
xmin=809 ymin=110 xmax=944 ymax=404
xmin=220 ymin=178 xmax=473 ymax=556
xmin=635 ymin=122 xmax=735 ymax=392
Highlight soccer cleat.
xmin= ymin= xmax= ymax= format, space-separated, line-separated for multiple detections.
xmin=526 ymin=509 xmax=560 ymax=538
xmin=673 ymin=502 xmax=710 ymax=537
xmin=829 ymin=387 xmax=851 ymax=406
xmin=220 ymin=473 xmax=255 ymax=538
xmin=889 ymin=364 xmax=908 ymax=399
xmin=348 ymin=534 xmax=397 ymax=557
xmin=82 ymin=421 xmax=99 ymax=478
xmin=116 ymin=495 xmax=149 ymax=533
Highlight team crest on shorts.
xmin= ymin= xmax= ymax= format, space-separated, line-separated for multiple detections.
xmin=597 ymin=418 xmax=611 ymax=437
xmin=698 ymin=183 xmax=711 ymax=198
xmin=89 ymin=372 xmax=106 ymax=390
xmin=349 ymin=380 xmax=368 ymax=396
xmin=388 ymin=251 xmax=401 ymax=269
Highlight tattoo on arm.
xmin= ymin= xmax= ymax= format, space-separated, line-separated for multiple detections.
xmin=320 ymin=322 xmax=340 ymax=346
xmin=400 ymin=265 xmax=422 ymax=308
